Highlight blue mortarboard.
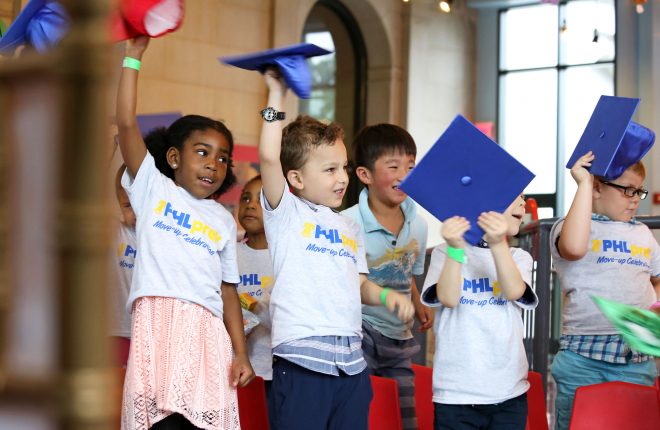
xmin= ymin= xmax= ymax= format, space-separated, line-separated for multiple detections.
xmin=137 ymin=112 xmax=182 ymax=136
xmin=113 ymin=112 xmax=182 ymax=146
xmin=399 ymin=115 xmax=535 ymax=245
xmin=566 ymin=95 xmax=655 ymax=180
xmin=0 ymin=0 xmax=69 ymax=55
xmin=219 ymin=43 xmax=333 ymax=99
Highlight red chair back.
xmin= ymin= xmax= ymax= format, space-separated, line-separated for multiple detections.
xmin=569 ymin=381 xmax=660 ymax=430
xmin=369 ymin=375 xmax=403 ymax=430
xmin=525 ymin=371 xmax=548 ymax=430
xmin=412 ymin=364 xmax=434 ymax=430
xmin=237 ymin=376 xmax=269 ymax=430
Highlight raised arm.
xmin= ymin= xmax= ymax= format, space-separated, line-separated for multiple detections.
xmin=557 ymin=151 xmax=595 ymax=260
xmin=116 ymin=37 xmax=150 ymax=177
xmin=478 ymin=212 xmax=526 ymax=301
xmin=436 ymin=217 xmax=470 ymax=308
xmin=258 ymin=69 xmax=288 ymax=209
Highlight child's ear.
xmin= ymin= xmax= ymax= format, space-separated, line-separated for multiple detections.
xmin=355 ymin=166 xmax=372 ymax=185
xmin=166 ymin=147 xmax=180 ymax=170
xmin=286 ymin=170 xmax=304 ymax=190
xmin=592 ymin=179 xmax=602 ymax=199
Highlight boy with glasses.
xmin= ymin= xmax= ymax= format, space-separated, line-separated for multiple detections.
xmin=550 ymin=97 xmax=660 ymax=430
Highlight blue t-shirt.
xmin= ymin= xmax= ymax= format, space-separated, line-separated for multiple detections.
xmin=343 ymin=188 xmax=428 ymax=339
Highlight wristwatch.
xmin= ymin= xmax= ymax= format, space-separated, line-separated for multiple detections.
xmin=260 ymin=107 xmax=286 ymax=122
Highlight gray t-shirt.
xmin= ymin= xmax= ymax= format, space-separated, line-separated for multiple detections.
xmin=551 ymin=217 xmax=660 ymax=335
xmin=261 ymin=185 xmax=369 ymax=347
xmin=237 ymin=242 xmax=274 ymax=380
xmin=422 ymin=244 xmax=537 ymax=404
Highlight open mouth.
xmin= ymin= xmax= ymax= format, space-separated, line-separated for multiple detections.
xmin=199 ymin=176 xmax=215 ymax=186
xmin=334 ymin=188 xmax=346 ymax=197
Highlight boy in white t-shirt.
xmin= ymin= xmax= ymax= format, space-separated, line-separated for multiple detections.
xmin=399 ymin=115 xmax=537 ymax=430
xmin=256 ymin=65 xmax=414 ymax=429
xmin=422 ymin=195 xmax=538 ymax=430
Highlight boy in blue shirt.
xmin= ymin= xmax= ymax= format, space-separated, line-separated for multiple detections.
xmin=257 ymin=68 xmax=414 ymax=430
xmin=342 ymin=124 xmax=431 ymax=430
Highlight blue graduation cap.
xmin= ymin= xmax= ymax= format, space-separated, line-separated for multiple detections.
xmin=565 ymin=96 xmax=655 ymax=180
xmin=137 ymin=112 xmax=182 ymax=136
xmin=399 ymin=115 xmax=535 ymax=245
xmin=219 ymin=43 xmax=333 ymax=99
xmin=0 ymin=0 xmax=69 ymax=55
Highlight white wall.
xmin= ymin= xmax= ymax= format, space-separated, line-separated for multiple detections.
xmin=406 ymin=1 xmax=477 ymax=247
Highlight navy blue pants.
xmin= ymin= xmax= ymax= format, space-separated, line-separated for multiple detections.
xmin=269 ymin=358 xmax=373 ymax=430
xmin=434 ymin=393 xmax=528 ymax=430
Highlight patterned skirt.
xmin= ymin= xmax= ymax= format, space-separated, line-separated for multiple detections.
xmin=121 ymin=297 xmax=240 ymax=430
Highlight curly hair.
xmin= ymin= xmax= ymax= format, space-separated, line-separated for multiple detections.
xmin=144 ymin=114 xmax=237 ymax=197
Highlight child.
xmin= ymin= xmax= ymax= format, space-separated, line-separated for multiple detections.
xmin=235 ymin=175 xmax=275 ymax=397
xmin=116 ymin=36 xmax=254 ymax=430
xmin=550 ymin=152 xmax=660 ymax=430
xmin=422 ymin=194 xmax=538 ymax=430
xmin=258 ymin=69 xmax=414 ymax=430
xmin=110 ymin=164 xmax=137 ymax=368
xmin=342 ymin=124 xmax=431 ymax=430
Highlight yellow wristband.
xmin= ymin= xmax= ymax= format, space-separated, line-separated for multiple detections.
xmin=380 ymin=288 xmax=391 ymax=306
xmin=122 ymin=57 xmax=141 ymax=71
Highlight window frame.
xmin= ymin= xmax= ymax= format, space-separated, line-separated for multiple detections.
xmin=497 ymin=0 xmax=617 ymax=216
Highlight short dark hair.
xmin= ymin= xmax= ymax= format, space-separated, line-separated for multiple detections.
xmin=352 ymin=123 xmax=417 ymax=170
xmin=144 ymin=114 xmax=237 ymax=196
xmin=281 ymin=115 xmax=344 ymax=175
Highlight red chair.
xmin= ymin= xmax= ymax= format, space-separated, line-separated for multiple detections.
xmin=412 ymin=364 xmax=434 ymax=430
xmin=526 ymin=371 xmax=548 ymax=430
xmin=369 ymin=375 xmax=403 ymax=430
xmin=237 ymin=376 xmax=269 ymax=430
xmin=569 ymin=381 xmax=660 ymax=430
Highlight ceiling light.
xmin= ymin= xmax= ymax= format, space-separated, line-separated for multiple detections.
xmin=439 ymin=0 xmax=452 ymax=13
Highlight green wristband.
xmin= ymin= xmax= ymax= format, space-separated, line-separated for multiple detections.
xmin=380 ymin=288 xmax=391 ymax=306
xmin=122 ymin=57 xmax=141 ymax=71
xmin=447 ymin=246 xmax=465 ymax=264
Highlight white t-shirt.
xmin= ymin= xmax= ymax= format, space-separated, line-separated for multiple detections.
xmin=551 ymin=217 xmax=660 ymax=335
xmin=261 ymin=185 xmax=369 ymax=347
xmin=122 ymin=154 xmax=239 ymax=318
xmin=422 ymin=244 xmax=538 ymax=405
xmin=237 ymin=242 xmax=274 ymax=380
xmin=110 ymin=221 xmax=136 ymax=338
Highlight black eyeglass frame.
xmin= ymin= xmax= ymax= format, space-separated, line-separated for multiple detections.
xmin=600 ymin=180 xmax=648 ymax=200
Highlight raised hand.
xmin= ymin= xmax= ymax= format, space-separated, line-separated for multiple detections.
xmin=125 ymin=35 xmax=150 ymax=60
xmin=477 ymin=211 xmax=508 ymax=245
xmin=441 ymin=216 xmax=470 ymax=249
xmin=570 ymin=151 xmax=595 ymax=185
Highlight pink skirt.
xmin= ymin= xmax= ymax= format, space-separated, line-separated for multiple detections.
xmin=122 ymin=297 xmax=240 ymax=430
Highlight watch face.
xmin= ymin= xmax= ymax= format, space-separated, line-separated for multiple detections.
xmin=262 ymin=108 xmax=275 ymax=121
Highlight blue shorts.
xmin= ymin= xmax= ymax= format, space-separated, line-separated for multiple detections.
xmin=551 ymin=349 xmax=656 ymax=430
xmin=269 ymin=357 xmax=373 ymax=430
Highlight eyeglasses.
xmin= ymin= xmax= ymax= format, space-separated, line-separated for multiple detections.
xmin=600 ymin=181 xmax=648 ymax=200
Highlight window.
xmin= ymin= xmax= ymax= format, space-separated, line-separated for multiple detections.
xmin=498 ymin=0 xmax=615 ymax=217
xmin=300 ymin=31 xmax=336 ymax=121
